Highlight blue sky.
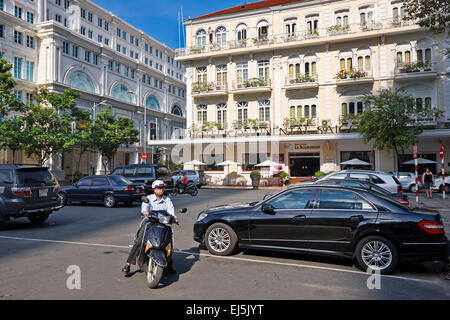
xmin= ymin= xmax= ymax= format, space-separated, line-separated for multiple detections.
xmin=92 ymin=0 xmax=246 ymax=50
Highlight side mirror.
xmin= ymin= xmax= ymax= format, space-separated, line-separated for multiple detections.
xmin=263 ymin=193 xmax=273 ymax=200
xmin=178 ymin=208 xmax=187 ymax=213
xmin=261 ymin=204 xmax=276 ymax=215
xmin=141 ymin=196 xmax=149 ymax=203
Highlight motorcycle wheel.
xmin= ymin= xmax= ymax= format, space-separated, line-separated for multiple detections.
xmin=190 ymin=186 xmax=198 ymax=196
xmin=146 ymin=258 xmax=164 ymax=289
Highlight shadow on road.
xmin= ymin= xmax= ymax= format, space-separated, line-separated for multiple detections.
xmin=157 ymin=246 xmax=201 ymax=288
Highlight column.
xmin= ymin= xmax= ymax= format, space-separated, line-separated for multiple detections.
xmin=185 ymin=68 xmax=193 ymax=128
xmin=273 ymin=55 xmax=282 ymax=129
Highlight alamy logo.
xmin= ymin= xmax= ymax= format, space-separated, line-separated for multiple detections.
xmin=366 ymin=267 xmax=381 ymax=290
xmin=66 ymin=265 xmax=81 ymax=290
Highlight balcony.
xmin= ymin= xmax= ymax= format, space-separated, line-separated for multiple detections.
xmin=285 ymin=74 xmax=318 ymax=90
xmin=192 ymin=81 xmax=228 ymax=97
xmin=188 ymin=120 xmax=272 ymax=138
xmin=175 ymin=18 xmax=421 ymax=59
xmin=394 ymin=61 xmax=438 ymax=80
xmin=231 ymin=78 xmax=271 ymax=93
xmin=335 ymin=69 xmax=374 ymax=85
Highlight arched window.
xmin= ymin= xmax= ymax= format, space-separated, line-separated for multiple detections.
xmin=257 ymin=20 xmax=269 ymax=39
xmin=236 ymin=24 xmax=247 ymax=40
xmin=171 ymin=105 xmax=182 ymax=116
xmin=146 ymin=95 xmax=160 ymax=110
xmin=66 ymin=70 xmax=95 ymax=93
xmin=258 ymin=99 xmax=271 ymax=122
xmin=216 ymin=26 xmax=227 ymax=45
xmin=216 ymin=103 xmax=227 ymax=128
xmin=416 ymin=39 xmax=433 ymax=68
xmin=111 ymin=84 xmax=132 ymax=103
xmin=237 ymin=101 xmax=248 ymax=122
xmin=284 ymin=18 xmax=297 ymax=35
xmin=196 ymin=29 xmax=207 ymax=46
xmin=196 ymin=105 xmax=207 ymax=123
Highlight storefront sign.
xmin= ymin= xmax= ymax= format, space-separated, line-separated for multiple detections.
xmin=294 ymin=144 xmax=320 ymax=150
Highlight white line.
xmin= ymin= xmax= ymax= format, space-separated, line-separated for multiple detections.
xmin=0 ymin=235 xmax=438 ymax=284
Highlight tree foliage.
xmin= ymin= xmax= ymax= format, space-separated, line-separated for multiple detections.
xmin=0 ymin=58 xmax=26 ymax=118
xmin=402 ymin=0 xmax=449 ymax=33
xmin=356 ymin=89 xmax=443 ymax=170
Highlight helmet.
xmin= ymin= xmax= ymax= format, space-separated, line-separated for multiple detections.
xmin=152 ymin=180 xmax=165 ymax=189
xmin=181 ymin=170 xmax=187 ymax=175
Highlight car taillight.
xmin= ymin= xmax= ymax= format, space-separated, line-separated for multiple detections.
xmin=418 ymin=220 xmax=445 ymax=234
xmin=53 ymin=185 xmax=60 ymax=193
xmin=397 ymin=185 xmax=403 ymax=193
xmin=397 ymin=199 xmax=409 ymax=206
xmin=124 ymin=186 xmax=135 ymax=193
xmin=12 ymin=187 xmax=32 ymax=196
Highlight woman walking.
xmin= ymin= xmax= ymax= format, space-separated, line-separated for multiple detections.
xmin=422 ymin=167 xmax=435 ymax=199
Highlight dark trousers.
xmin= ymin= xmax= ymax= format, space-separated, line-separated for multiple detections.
xmin=127 ymin=220 xmax=174 ymax=268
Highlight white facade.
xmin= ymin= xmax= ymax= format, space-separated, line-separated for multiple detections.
xmin=0 ymin=0 xmax=186 ymax=176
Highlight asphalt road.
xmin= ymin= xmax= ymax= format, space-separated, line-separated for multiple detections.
xmin=0 ymin=189 xmax=449 ymax=300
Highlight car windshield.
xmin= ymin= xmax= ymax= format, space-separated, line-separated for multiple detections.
xmin=0 ymin=170 xmax=14 ymax=183
xmin=16 ymin=168 xmax=55 ymax=184
xmin=109 ymin=176 xmax=133 ymax=185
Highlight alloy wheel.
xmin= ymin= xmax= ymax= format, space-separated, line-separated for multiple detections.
xmin=208 ymin=227 xmax=231 ymax=253
xmin=361 ymin=240 xmax=393 ymax=271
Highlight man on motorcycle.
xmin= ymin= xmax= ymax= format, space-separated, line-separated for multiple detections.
xmin=122 ymin=180 xmax=179 ymax=275
xmin=176 ymin=170 xmax=188 ymax=192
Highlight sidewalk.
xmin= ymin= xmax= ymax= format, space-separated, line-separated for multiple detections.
xmin=201 ymin=185 xmax=286 ymax=191
xmin=409 ymin=194 xmax=450 ymax=213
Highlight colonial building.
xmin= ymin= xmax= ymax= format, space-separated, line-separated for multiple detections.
xmin=0 ymin=0 xmax=186 ymax=179
xmin=167 ymin=0 xmax=450 ymax=185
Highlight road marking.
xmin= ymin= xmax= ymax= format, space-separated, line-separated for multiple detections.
xmin=0 ymin=235 xmax=439 ymax=284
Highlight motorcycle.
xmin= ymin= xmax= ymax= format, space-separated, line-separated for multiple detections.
xmin=171 ymin=180 xmax=198 ymax=196
xmin=136 ymin=196 xmax=187 ymax=288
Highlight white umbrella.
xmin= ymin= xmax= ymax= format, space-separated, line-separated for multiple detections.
xmin=217 ymin=160 xmax=240 ymax=185
xmin=402 ymin=158 xmax=437 ymax=165
xmin=255 ymin=160 xmax=280 ymax=167
xmin=184 ymin=160 xmax=206 ymax=166
xmin=340 ymin=158 xmax=372 ymax=166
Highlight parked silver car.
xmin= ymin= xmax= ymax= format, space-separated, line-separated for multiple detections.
xmin=432 ymin=176 xmax=450 ymax=192
xmin=393 ymin=172 xmax=423 ymax=193
xmin=324 ymin=170 xmax=403 ymax=193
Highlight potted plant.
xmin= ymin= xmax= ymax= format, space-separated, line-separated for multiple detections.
xmin=279 ymin=172 xmax=289 ymax=186
xmin=250 ymin=171 xmax=261 ymax=189
xmin=335 ymin=69 xmax=349 ymax=79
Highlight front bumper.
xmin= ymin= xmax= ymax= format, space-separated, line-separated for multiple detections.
xmin=193 ymin=221 xmax=206 ymax=243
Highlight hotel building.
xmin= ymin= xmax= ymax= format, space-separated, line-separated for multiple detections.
xmin=0 ymin=0 xmax=186 ymax=179
xmin=168 ymin=0 xmax=450 ymax=185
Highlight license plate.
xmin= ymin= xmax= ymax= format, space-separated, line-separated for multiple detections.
xmin=136 ymin=188 xmax=141 ymax=193
xmin=39 ymin=188 xmax=48 ymax=198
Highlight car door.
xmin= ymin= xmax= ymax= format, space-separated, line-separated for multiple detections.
xmin=249 ymin=189 xmax=318 ymax=249
xmin=70 ymin=177 xmax=94 ymax=201
xmin=90 ymin=177 xmax=111 ymax=202
xmin=305 ymin=188 xmax=379 ymax=253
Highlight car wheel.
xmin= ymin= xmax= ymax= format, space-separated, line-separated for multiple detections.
xmin=28 ymin=212 xmax=50 ymax=224
xmin=59 ymin=192 xmax=68 ymax=206
xmin=409 ymin=184 xmax=417 ymax=193
xmin=355 ymin=236 xmax=399 ymax=275
xmin=204 ymin=223 xmax=238 ymax=256
xmin=104 ymin=195 xmax=117 ymax=208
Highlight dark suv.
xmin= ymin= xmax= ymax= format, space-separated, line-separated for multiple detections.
xmin=110 ymin=164 xmax=174 ymax=194
xmin=0 ymin=165 xmax=62 ymax=224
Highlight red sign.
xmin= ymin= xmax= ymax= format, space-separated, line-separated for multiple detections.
xmin=440 ymin=146 xmax=444 ymax=159
xmin=141 ymin=153 xmax=148 ymax=160
xmin=413 ymin=145 xmax=417 ymax=159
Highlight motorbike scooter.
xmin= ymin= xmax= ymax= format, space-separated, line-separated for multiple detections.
xmin=172 ymin=180 xmax=198 ymax=196
xmin=136 ymin=196 xmax=187 ymax=288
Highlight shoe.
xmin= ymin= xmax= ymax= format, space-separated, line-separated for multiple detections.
xmin=166 ymin=265 xmax=177 ymax=274
xmin=122 ymin=264 xmax=130 ymax=275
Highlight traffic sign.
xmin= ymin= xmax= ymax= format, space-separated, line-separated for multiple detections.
xmin=142 ymin=153 xmax=148 ymax=160
xmin=440 ymin=146 xmax=444 ymax=159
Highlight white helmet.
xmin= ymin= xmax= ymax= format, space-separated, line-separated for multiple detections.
xmin=152 ymin=180 xmax=165 ymax=189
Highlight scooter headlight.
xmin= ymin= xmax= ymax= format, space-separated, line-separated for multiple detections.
xmin=166 ymin=244 xmax=172 ymax=256
xmin=197 ymin=213 xmax=208 ymax=221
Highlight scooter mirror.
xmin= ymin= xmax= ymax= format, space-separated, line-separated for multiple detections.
xmin=178 ymin=208 xmax=187 ymax=213
xmin=141 ymin=196 xmax=149 ymax=203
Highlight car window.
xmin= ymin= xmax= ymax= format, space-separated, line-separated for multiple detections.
xmin=319 ymin=180 xmax=337 ymax=185
xmin=16 ymin=169 xmax=55 ymax=184
xmin=112 ymin=168 xmax=124 ymax=175
xmin=109 ymin=176 xmax=132 ymax=185
xmin=371 ymin=175 xmax=386 ymax=184
xmin=136 ymin=167 xmax=155 ymax=177
xmin=91 ymin=177 xmax=109 ymax=186
xmin=187 ymin=170 xmax=196 ymax=175
xmin=328 ymin=173 xmax=347 ymax=179
xmin=77 ymin=177 xmax=94 ymax=187
xmin=268 ymin=189 xmax=317 ymax=210
xmin=123 ymin=168 xmax=136 ymax=176
xmin=318 ymin=190 xmax=356 ymax=209
xmin=355 ymin=195 xmax=375 ymax=210
xmin=348 ymin=173 xmax=371 ymax=182
xmin=0 ymin=170 xmax=14 ymax=184
xmin=338 ymin=181 xmax=363 ymax=187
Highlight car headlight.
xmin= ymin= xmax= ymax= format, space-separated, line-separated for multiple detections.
xmin=197 ymin=213 xmax=208 ymax=222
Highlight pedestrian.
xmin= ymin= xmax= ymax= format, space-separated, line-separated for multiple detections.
xmin=422 ymin=167 xmax=435 ymax=199
xmin=208 ymin=27 xmax=214 ymax=43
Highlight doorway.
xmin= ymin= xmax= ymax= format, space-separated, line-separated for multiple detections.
xmin=289 ymin=153 xmax=320 ymax=177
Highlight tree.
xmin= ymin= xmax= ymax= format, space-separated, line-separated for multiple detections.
xmin=0 ymin=58 xmax=26 ymax=118
xmin=91 ymin=108 xmax=139 ymax=174
xmin=70 ymin=111 xmax=95 ymax=174
xmin=401 ymin=0 xmax=449 ymax=34
xmin=21 ymin=87 xmax=82 ymax=166
xmin=0 ymin=118 xmax=26 ymax=163
xmin=356 ymin=89 xmax=443 ymax=171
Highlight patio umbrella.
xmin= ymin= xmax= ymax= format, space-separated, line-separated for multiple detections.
xmin=184 ymin=160 xmax=206 ymax=170
xmin=217 ymin=160 xmax=240 ymax=185
xmin=255 ymin=160 xmax=280 ymax=167
xmin=402 ymin=158 xmax=437 ymax=165
xmin=340 ymin=158 xmax=372 ymax=166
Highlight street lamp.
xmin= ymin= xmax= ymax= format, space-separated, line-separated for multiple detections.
xmin=91 ymin=100 xmax=108 ymax=175
xmin=128 ymin=91 xmax=146 ymax=163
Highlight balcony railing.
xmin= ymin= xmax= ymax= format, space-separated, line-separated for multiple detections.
xmin=395 ymin=61 xmax=436 ymax=75
xmin=192 ymin=81 xmax=228 ymax=94
xmin=175 ymin=18 xmax=420 ymax=57
xmin=335 ymin=69 xmax=372 ymax=81
xmin=286 ymin=73 xmax=318 ymax=85
xmin=232 ymin=78 xmax=271 ymax=90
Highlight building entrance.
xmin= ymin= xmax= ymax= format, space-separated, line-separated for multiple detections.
xmin=289 ymin=153 xmax=320 ymax=177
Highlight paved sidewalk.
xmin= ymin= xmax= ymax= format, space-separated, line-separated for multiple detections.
xmin=201 ymin=185 xmax=286 ymax=191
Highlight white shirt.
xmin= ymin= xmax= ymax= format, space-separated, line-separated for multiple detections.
xmin=141 ymin=194 xmax=176 ymax=218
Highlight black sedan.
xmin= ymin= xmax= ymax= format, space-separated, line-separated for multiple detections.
xmin=59 ymin=175 xmax=146 ymax=208
xmin=194 ymin=185 xmax=448 ymax=274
